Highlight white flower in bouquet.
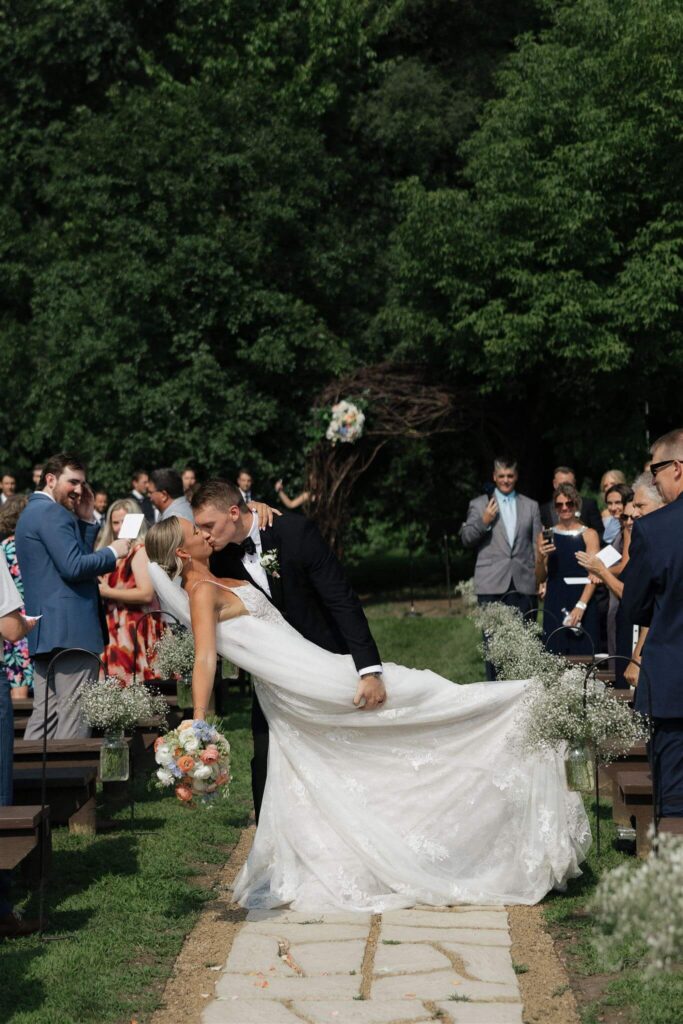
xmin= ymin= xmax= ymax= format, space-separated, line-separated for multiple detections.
xmin=325 ymin=399 xmax=365 ymax=445
xmin=156 ymin=768 xmax=174 ymax=786
xmin=592 ymin=831 xmax=683 ymax=974
xmin=77 ymin=676 xmax=169 ymax=733
xmin=193 ymin=762 xmax=213 ymax=780
xmin=180 ymin=730 xmax=199 ymax=752
xmin=154 ymin=744 xmax=173 ymax=766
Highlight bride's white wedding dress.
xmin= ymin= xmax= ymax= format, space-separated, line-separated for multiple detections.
xmin=149 ymin=565 xmax=590 ymax=912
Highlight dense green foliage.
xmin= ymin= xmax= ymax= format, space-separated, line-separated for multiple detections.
xmin=2 ymin=0 xmax=682 ymax=535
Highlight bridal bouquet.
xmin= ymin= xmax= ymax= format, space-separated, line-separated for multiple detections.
xmin=326 ymin=399 xmax=365 ymax=445
xmin=154 ymin=720 xmax=231 ymax=807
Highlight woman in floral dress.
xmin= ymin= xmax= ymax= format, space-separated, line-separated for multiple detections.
xmin=96 ymin=499 xmax=162 ymax=681
xmin=0 ymin=496 xmax=33 ymax=699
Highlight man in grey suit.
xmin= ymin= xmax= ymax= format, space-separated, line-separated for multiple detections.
xmin=460 ymin=457 xmax=541 ymax=679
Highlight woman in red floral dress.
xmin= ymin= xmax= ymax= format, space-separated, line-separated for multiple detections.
xmin=96 ymin=499 xmax=162 ymax=681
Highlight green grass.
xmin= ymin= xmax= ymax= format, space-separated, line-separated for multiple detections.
xmin=366 ymin=609 xmax=484 ymax=683
xmin=0 ymin=698 xmax=253 ymax=1024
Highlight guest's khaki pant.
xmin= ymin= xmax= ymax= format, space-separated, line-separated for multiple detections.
xmin=23 ymin=651 xmax=96 ymax=741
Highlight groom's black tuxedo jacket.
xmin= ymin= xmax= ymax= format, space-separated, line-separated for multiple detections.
xmin=209 ymin=514 xmax=381 ymax=673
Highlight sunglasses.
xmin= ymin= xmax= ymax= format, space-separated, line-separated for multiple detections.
xmin=650 ymin=458 xmax=682 ymax=479
xmin=554 ymin=499 xmax=575 ymax=509
xmin=620 ymin=512 xmax=634 ymax=522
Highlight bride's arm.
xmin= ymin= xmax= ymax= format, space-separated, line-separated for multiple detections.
xmin=189 ymin=584 xmax=245 ymax=720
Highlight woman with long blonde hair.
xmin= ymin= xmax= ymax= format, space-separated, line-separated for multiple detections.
xmin=97 ymin=498 xmax=161 ymax=680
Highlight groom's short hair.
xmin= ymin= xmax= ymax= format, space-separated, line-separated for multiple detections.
xmin=191 ymin=479 xmax=248 ymax=512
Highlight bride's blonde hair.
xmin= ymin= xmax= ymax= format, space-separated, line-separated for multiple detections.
xmin=145 ymin=517 xmax=185 ymax=579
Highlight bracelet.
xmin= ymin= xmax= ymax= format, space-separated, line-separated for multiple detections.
xmin=575 ymin=600 xmax=587 ymax=611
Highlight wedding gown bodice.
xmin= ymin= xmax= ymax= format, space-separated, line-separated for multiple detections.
xmin=202 ymin=579 xmax=291 ymax=630
xmin=152 ymin=563 xmax=591 ymax=912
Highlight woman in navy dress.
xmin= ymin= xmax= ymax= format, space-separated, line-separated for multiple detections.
xmin=536 ymin=484 xmax=600 ymax=656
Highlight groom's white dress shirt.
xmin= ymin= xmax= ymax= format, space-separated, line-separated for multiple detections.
xmin=241 ymin=513 xmax=271 ymax=597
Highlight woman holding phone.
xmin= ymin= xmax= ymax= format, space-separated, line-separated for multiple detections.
xmin=96 ymin=498 xmax=162 ymax=681
xmin=536 ymin=483 xmax=600 ymax=656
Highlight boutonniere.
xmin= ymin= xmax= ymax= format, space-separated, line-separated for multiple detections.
xmin=259 ymin=550 xmax=281 ymax=578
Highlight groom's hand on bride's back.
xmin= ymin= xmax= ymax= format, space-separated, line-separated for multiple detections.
xmin=248 ymin=501 xmax=282 ymax=530
xmin=353 ymin=673 xmax=386 ymax=711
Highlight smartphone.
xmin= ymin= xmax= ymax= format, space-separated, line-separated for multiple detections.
xmin=542 ymin=527 xmax=554 ymax=544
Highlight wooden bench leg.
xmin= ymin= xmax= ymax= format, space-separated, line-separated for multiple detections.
xmin=69 ymin=794 xmax=97 ymax=836
xmin=635 ymin=809 xmax=653 ymax=857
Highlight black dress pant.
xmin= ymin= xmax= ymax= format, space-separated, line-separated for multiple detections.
xmin=651 ymin=719 xmax=683 ymax=817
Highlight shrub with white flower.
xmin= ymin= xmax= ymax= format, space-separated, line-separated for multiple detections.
xmin=454 ymin=577 xmax=477 ymax=609
xmin=154 ymin=720 xmax=231 ymax=807
xmin=325 ymin=399 xmax=365 ymax=445
xmin=592 ymin=831 xmax=683 ymax=974
xmin=152 ymin=625 xmax=195 ymax=681
xmin=472 ymin=602 xmax=646 ymax=761
xmin=78 ymin=677 xmax=169 ymax=733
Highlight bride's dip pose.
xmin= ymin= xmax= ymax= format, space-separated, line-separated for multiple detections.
xmin=145 ymin=514 xmax=590 ymax=913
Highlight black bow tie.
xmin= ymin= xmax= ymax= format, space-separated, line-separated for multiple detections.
xmin=240 ymin=536 xmax=256 ymax=556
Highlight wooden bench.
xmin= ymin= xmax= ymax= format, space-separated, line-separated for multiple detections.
xmin=603 ymin=742 xmax=648 ymax=826
xmin=617 ymin=769 xmax=656 ymax=856
xmin=0 ymin=806 xmax=50 ymax=885
xmin=13 ymin=737 xmax=130 ymax=778
xmin=13 ymin=767 xmax=97 ymax=835
xmin=659 ymin=817 xmax=683 ymax=838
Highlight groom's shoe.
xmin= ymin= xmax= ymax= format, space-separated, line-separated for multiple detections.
xmin=0 ymin=911 xmax=42 ymax=939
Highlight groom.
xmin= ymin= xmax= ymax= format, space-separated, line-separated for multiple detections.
xmin=191 ymin=480 xmax=384 ymax=820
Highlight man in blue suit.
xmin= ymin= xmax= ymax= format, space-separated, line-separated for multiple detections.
xmin=622 ymin=428 xmax=683 ymax=818
xmin=15 ymin=453 xmax=130 ymax=740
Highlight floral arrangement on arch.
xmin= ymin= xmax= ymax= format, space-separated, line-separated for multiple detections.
xmin=325 ymin=399 xmax=365 ymax=445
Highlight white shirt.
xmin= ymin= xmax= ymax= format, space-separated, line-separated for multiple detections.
xmin=241 ymin=513 xmax=271 ymax=597
xmin=495 ymin=488 xmax=517 ymax=548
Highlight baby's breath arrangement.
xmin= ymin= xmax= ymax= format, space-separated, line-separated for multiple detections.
xmin=592 ymin=832 xmax=683 ymax=974
xmin=472 ymin=602 xmax=646 ymax=761
xmin=78 ymin=677 xmax=169 ymax=732
xmin=152 ymin=625 xmax=195 ymax=681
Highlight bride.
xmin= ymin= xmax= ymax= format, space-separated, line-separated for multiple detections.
xmin=145 ymin=516 xmax=590 ymax=912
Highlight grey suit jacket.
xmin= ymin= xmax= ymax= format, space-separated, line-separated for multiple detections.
xmin=459 ymin=493 xmax=541 ymax=596
xmin=159 ymin=496 xmax=194 ymax=523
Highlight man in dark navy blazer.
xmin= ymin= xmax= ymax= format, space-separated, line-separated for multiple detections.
xmin=622 ymin=428 xmax=683 ymax=817
xmin=15 ymin=453 xmax=130 ymax=739
xmin=191 ymin=479 xmax=383 ymax=821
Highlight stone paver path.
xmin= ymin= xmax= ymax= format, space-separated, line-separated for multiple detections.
xmin=202 ymin=906 xmax=523 ymax=1024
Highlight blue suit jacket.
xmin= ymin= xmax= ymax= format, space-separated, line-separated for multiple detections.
xmin=14 ymin=493 xmax=116 ymax=657
xmin=621 ymin=494 xmax=683 ymax=717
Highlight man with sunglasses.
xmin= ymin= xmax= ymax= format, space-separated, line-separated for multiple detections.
xmin=622 ymin=428 xmax=683 ymax=819
xmin=461 ymin=457 xmax=541 ymax=679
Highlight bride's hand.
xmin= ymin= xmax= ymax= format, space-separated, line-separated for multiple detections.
xmin=248 ymin=501 xmax=282 ymax=529
xmin=353 ymin=674 xmax=386 ymax=711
